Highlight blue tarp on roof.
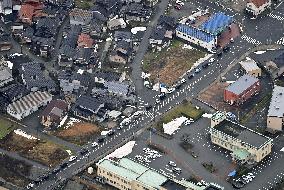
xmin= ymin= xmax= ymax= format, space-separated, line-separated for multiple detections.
xmin=199 ymin=12 xmax=233 ymax=35
xmin=176 ymin=24 xmax=215 ymax=43
xmin=228 ymin=170 xmax=236 ymax=177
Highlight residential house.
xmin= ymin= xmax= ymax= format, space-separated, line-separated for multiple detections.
xmin=114 ymin=31 xmax=132 ymax=42
xmin=144 ymin=0 xmax=158 ymax=7
xmin=0 ymin=34 xmax=12 ymax=51
xmin=224 ymin=74 xmax=260 ymax=105
xmin=149 ymin=26 xmax=170 ymax=51
xmin=109 ymin=51 xmax=128 ymax=64
xmin=265 ymin=52 xmax=284 ymax=79
xmin=121 ymin=3 xmax=151 ymax=22
xmin=11 ymin=22 xmax=24 ymax=38
xmin=18 ymin=1 xmax=44 ymax=24
xmin=2 ymin=0 xmax=12 ymax=15
xmin=104 ymin=81 xmax=129 ymax=97
xmin=246 ymin=0 xmax=271 ymax=16
xmin=0 ymin=66 xmax=13 ymax=87
xmin=94 ymin=71 xmax=121 ymax=84
xmin=107 ymin=18 xmax=126 ymax=30
xmin=267 ymin=86 xmax=284 ymax=131
xmin=69 ymin=8 xmax=93 ymax=25
xmin=0 ymin=83 xmax=29 ymax=102
xmin=20 ymin=62 xmax=57 ymax=92
xmin=31 ymin=36 xmax=54 ymax=57
xmin=74 ymin=48 xmax=97 ymax=65
xmin=77 ymin=33 xmax=94 ymax=48
xmin=240 ymin=59 xmax=261 ymax=77
xmin=22 ymin=27 xmax=34 ymax=43
xmin=109 ymin=40 xmax=132 ymax=64
xmin=41 ymin=99 xmax=69 ymax=128
xmin=95 ymin=0 xmax=122 ymax=18
xmin=72 ymin=95 xmax=104 ymax=121
xmin=7 ymin=91 xmax=52 ymax=120
xmin=210 ymin=111 xmax=272 ymax=164
xmin=88 ymin=19 xmax=104 ymax=37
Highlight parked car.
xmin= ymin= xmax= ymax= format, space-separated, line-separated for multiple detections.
xmin=223 ymin=46 xmax=230 ymax=52
xmin=52 ymin=167 xmax=60 ymax=174
xmin=60 ymin=162 xmax=68 ymax=169
xmin=145 ymin=104 xmax=152 ymax=110
xmin=209 ymin=58 xmax=215 ymax=63
xmin=168 ymin=161 xmax=177 ymax=167
xmin=188 ymin=74 xmax=194 ymax=79
xmin=202 ymin=63 xmax=209 ymax=68
xmin=107 ymin=130 xmax=115 ymax=136
xmin=98 ymin=137 xmax=105 ymax=143
xmin=191 ymin=151 xmax=198 ymax=158
xmin=80 ymin=148 xmax=89 ymax=155
xmin=92 ymin=142 xmax=98 ymax=148
xmin=180 ymin=78 xmax=186 ymax=84
xmin=195 ymin=68 xmax=201 ymax=73
xmin=69 ymin=156 xmax=77 ymax=162
xmin=167 ymin=88 xmax=175 ymax=94
xmin=174 ymin=4 xmax=182 ymax=10
xmin=172 ymin=167 xmax=182 ymax=174
xmin=158 ymin=93 xmax=166 ymax=100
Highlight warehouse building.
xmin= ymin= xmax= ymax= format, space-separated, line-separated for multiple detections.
xmin=224 ymin=74 xmax=260 ymax=105
xmin=97 ymin=158 xmax=224 ymax=190
xmin=210 ymin=111 xmax=273 ymax=164
xmin=176 ymin=12 xmax=233 ymax=53
xmin=240 ymin=59 xmax=261 ymax=77
xmin=267 ymin=86 xmax=284 ymax=131
xmin=7 ymin=91 xmax=52 ymax=120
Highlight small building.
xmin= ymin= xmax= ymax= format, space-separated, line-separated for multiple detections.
xmin=77 ymin=33 xmax=94 ymax=48
xmin=224 ymin=74 xmax=260 ymax=105
xmin=210 ymin=111 xmax=273 ymax=164
xmin=69 ymin=8 xmax=93 ymax=25
xmin=72 ymin=95 xmax=104 ymax=122
xmin=107 ymin=18 xmax=126 ymax=30
xmin=0 ymin=66 xmax=13 ymax=87
xmin=246 ymin=0 xmax=271 ymax=16
xmin=7 ymin=91 xmax=52 ymax=120
xmin=240 ymin=59 xmax=261 ymax=77
xmin=0 ymin=83 xmax=29 ymax=102
xmin=265 ymin=52 xmax=284 ymax=79
xmin=41 ymin=99 xmax=69 ymax=128
xmin=104 ymin=81 xmax=129 ymax=97
xmin=267 ymin=86 xmax=284 ymax=131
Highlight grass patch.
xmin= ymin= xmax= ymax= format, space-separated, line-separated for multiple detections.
xmin=75 ymin=0 xmax=92 ymax=9
xmin=155 ymin=100 xmax=204 ymax=132
xmin=0 ymin=117 xmax=17 ymax=139
xmin=240 ymin=93 xmax=272 ymax=125
xmin=142 ymin=39 xmax=206 ymax=85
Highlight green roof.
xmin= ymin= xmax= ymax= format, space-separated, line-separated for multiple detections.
xmin=137 ymin=170 xmax=168 ymax=188
xmin=119 ymin=158 xmax=148 ymax=175
xmin=232 ymin=149 xmax=250 ymax=160
xmin=98 ymin=159 xmax=140 ymax=181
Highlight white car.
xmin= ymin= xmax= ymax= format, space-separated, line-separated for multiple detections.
xmin=184 ymin=119 xmax=194 ymax=125
xmin=69 ymin=156 xmax=77 ymax=162
xmin=168 ymin=161 xmax=177 ymax=167
xmin=180 ymin=78 xmax=186 ymax=83
xmin=167 ymin=88 xmax=175 ymax=94
xmin=194 ymin=68 xmax=201 ymax=73
xmin=209 ymin=58 xmax=215 ymax=63
xmin=91 ymin=142 xmax=98 ymax=148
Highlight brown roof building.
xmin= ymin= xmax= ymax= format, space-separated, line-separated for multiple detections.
xmin=246 ymin=0 xmax=271 ymax=16
xmin=41 ymin=99 xmax=69 ymax=128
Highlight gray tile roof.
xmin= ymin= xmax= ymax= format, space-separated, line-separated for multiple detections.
xmin=267 ymin=86 xmax=284 ymax=117
xmin=104 ymin=81 xmax=129 ymax=96
xmin=226 ymin=74 xmax=259 ymax=95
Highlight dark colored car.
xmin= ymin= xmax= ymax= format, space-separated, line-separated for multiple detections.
xmin=159 ymin=93 xmax=166 ymax=100
xmin=145 ymin=105 xmax=152 ymax=110
xmin=107 ymin=130 xmax=115 ymax=136
xmin=223 ymin=46 xmax=230 ymax=52
xmin=188 ymin=74 xmax=194 ymax=79
xmin=98 ymin=137 xmax=105 ymax=143
xmin=202 ymin=63 xmax=209 ymax=68
xmin=52 ymin=167 xmax=60 ymax=174
xmin=80 ymin=148 xmax=89 ymax=155
xmin=60 ymin=162 xmax=68 ymax=169
xmin=175 ymin=83 xmax=182 ymax=89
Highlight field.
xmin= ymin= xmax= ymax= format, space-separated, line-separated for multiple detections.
xmin=142 ymin=40 xmax=206 ymax=85
xmin=155 ymin=100 xmax=204 ymax=131
xmin=0 ymin=132 xmax=69 ymax=167
xmin=0 ymin=154 xmax=32 ymax=187
xmin=0 ymin=117 xmax=17 ymax=139
xmin=55 ymin=122 xmax=101 ymax=145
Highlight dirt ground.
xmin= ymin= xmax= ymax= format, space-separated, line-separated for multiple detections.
xmin=198 ymin=81 xmax=234 ymax=112
xmin=56 ymin=122 xmax=101 ymax=145
xmin=0 ymin=154 xmax=31 ymax=187
xmin=143 ymin=40 xmax=206 ymax=85
xmin=0 ymin=133 xmax=68 ymax=167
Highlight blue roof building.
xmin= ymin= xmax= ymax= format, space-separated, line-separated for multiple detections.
xmin=176 ymin=24 xmax=215 ymax=43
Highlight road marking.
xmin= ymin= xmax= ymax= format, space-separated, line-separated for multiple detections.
xmin=241 ymin=34 xmax=262 ymax=45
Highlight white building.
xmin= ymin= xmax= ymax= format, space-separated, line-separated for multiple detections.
xmin=267 ymin=86 xmax=284 ymax=131
xmin=246 ymin=0 xmax=271 ymax=16
xmin=0 ymin=67 xmax=13 ymax=87
xmin=107 ymin=18 xmax=126 ymax=30
xmin=240 ymin=59 xmax=261 ymax=77
xmin=7 ymin=91 xmax=52 ymax=120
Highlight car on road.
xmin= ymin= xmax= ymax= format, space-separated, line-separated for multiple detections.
xmin=223 ymin=46 xmax=230 ymax=52
xmin=69 ymin=156 xmax=77 ymax=162
xmin=188 ymin=74 xmax=194 ymax=79
xmin=180 ymin=78 xmax=186 ymax=84
xmin=191 ymin=151 xmax=198 ymax=158
xmin=92 ymin=142 xmax=98 ymax=148
xmin=155 ymin=99 xmax=161 ymax=104
xmin=202 ymin=63 xmax=209 ymax=68
xmin=60 ymin=162 xmax=68 ymax=169
xmin=172 ymin=167 xmax=182 ymax=174
xmin=167 ymin=88 xmax=175 ymax=94
xmin=226 ymin=112 xmax=237 ymax=120
xmin=158 ymin=93 xmax=166 ymax=100
xmin=195 ymin=68 xmax=201 ymax=73
xmin=26 ymin=183 xmax=34 ymax=189
xmin=107 ymin=130 xmax=115 ymax=136
xmin=80 ymin=148 xmax=89 ymax=155
xmin=145 ymin=104 xmax=152 ymax=110
xmin=209 ymin=58 xmax=215 ymax=63
xmin=168 ymin=161 xmax=177 ymax=167
xmin=52 ymin=167 xmax=60 ymax=174
xmin=98 ymin=137 xmax=105 ymax=143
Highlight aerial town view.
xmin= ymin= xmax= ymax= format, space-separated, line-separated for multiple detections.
xmin=0 ymin=0 xmax=284 ymax=189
